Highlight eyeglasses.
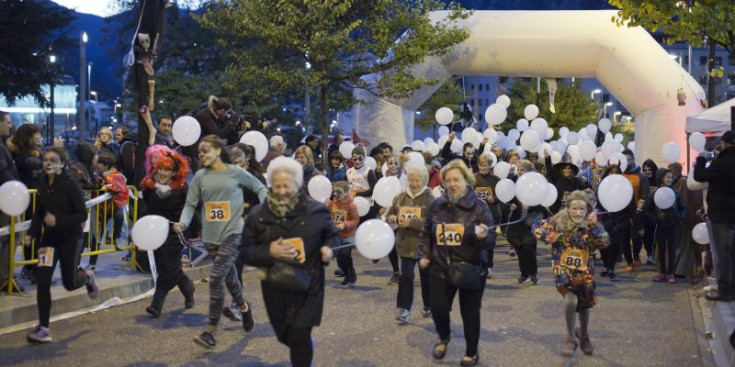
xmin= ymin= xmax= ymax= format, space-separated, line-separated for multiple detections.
xmin=351 ymin=156 xmax=364 ymax=162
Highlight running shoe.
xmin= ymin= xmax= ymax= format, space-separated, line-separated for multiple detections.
xmin=422 ymin=307 xmax=432 ymax=318
xmin=241 ymin=302 xmax=254 ymax=332
xmin=146 ymin=305 xmax=161 ymax=318
xmin=600 ymin=268 xmax=609 ymax=277
xmin=388 ymin=272 xmax=399 ymax=285
xmin=562 ymin=338 xmax=578 ymax=357
xmin=508 ymin=248 xmax=516 ymax=257
xmin=652 ymin=274 xmax=667 ymax=282
xmin=194 ymin=331 xmax=216 ymax=349
xmin=703 ymin=284 xmax=717 ymax=292
xmin=667 ymin=274 xmax=676 ymax=284
xmin=85 ymin=270 xmax=99 ymax=299
xmin=530 ymin=276 xmax=539 ymax=285
xmin=575 ymin=328 xmax=593 ymax=355
xmin=486 ymin=268 xmax=494 ymax=279
xmin=395 ymin=308 xmax=410 ymax=325
xmin=608 ymin=271 xmax=616 ymax=280
xmin=27 ymin=326 xmax=52 ymax=343
xmin=518 ymin=277 xmax=530 ymax=284
xmin=460 ymin=355 xmax=479 ymax=366
xmin=222 ymin=302 xmax=243 ymax=321
xmin=334 ymin=268 xmax=344 ymax=277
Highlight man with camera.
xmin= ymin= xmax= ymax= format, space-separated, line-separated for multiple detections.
xmin=184 ymin=96 xmax=249 ymax=171
xmin=693 ymin=130 xmax=735 ymax=302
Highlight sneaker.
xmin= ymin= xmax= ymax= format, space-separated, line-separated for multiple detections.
xmin=647 ymin=255 xmax=655 ymax=265
xmin=704 ymin=291 xmax=733 ymax=302
xmin=85 ymin=264 xmax=96 ymax=272
xmin=460 ymin=355 xmax=479 ymax=366
xmin=114 ymin=238 xmax=126 ymax=251
xmin=339 ymin=277 xmax=353 ymax=287
xmin=222 ymin=302 xmax=243 ymax=322
xmin=388 ymin=272 xmax=400 ymax=285
xmin=575 ymin=328 xmax=593 ymax=355
xmin=372 ymin=259 xmax=380 ymax=264
xmin=334 ymin=268 xmax=344 ymax=277
xmin=146 ymin=305 xmax=161 ymax=318
xmin=600 ymin=268 xmax=609 ymax=277
xmin=633 ymin=259 xmax=642 ymax=269
xmin=508 ymin=248 xmax=516 ymax=257
xmin=432 ymin=338 xmax=449 ymax=360
xmin=194 ymin=331 xmax=216 ymax=349
xmin=241 ymin=302 xmax=254 ymax=332
xmin=530 ymin=276 xmax=539 ymax=285
xmin=624 ymin=264 xmax=634 ymax=272
xmin=85 ymin=270 xmax=99 ymax=299
xmin=562 ymin=338 xmax=578 ymax=357
xmin=667 ymin=274 xmax=676 ymax=284
xmin=486 ymin=267 xmax=494 ymax=279
xmin=27 ymin=326 xmax=52 ymax=343
xmin=652 ymin=274 xmax=667 ymax=282
xmin=395 ymin=308 xmax=410 ymax=325
xmin=518 ymin=277 xmax=530 ymax=284
xmin=608 ymin=271 xmax=616 ymax=280
xmin=422 ymin=307 xmax=432 ymax=318
xmin=703 ymin=284 xmax=718 ymax=292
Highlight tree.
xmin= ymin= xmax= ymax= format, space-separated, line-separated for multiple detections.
xmin=414 ymin=77 xmax=466 ymax=136
xmin=198 ymin=0 xmax=471 ymax=164
xmin=0 ymin=0 xmax=74 ymax=106
xmin=504 ymin=78 xmax=598 ymax=135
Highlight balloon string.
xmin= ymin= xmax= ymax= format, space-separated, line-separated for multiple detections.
xmin=332 ymin=243 xmax=355 ymax=251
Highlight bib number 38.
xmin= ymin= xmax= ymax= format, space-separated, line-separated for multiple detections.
xmin=205 ymin=201 xmax=231 ymax=222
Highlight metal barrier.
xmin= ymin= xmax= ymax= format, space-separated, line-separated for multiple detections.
xmin=0 ymin=186 xmax=141 ymax=295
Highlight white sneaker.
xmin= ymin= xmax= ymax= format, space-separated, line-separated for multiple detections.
xmin=395 ymin=308 xmax=410 ymax=325
xmin=486 ymin=268 xmax=494 ymax=279
xmin=703 ymin=284 xmax=718 ymax=292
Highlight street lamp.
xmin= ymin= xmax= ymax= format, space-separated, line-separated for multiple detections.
xmin=79 ymin=31 xmax=88 ymax=140
xmin=603 ymin=101 xmax=614 ymax=118
xmin=49 ymin=54 xmax=56 ymax=143
xmin=90 ymin=91 xmax=98 ymax=102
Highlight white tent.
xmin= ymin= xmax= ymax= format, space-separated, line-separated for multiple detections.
xmin=685 ymin=97 xmax=735 ymax=133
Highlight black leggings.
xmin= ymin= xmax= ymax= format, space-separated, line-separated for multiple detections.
xmin=516 ymin=243 xmax=538 ymax=278
xmin=602 ymin=221 xmax=626 ymax=271
xmin=150 ymin=236 xmax=194 ymax=311
xmin=284 ymin=326 xmax=313 ymax=367
xmin=655 ymin=225 xmax=681 ymax=275
xmin=36 ymin=239 xmax=90 ymax=328
xmin=396 ymin=257 xmax=430 ymax=311
xmin=388 ymin=246 xmax=399 ymax=273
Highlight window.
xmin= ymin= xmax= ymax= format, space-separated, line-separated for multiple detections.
xmin=479 ymin=99 xmax=483 ymax=107
xmin=479 ymin=114 xmax=483 ymax=121
xmin=470 ymin=84 xmax=475 ymax=90
xmin=479 ymin=84 xmax=483 ymax=91
xmin=700 ymin=56 xmax=707 ymax=65
xmin=486 ymin=84 xmax=490 ymax=90
xmin=683 ymin=55 xmax=689 ymax=66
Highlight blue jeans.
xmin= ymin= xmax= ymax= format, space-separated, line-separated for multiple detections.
xmin=710 ymin=222 xmax=735 ymax=297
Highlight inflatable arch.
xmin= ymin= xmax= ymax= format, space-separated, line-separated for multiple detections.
xmin=352 ymin=10 xmax=706 ymax=165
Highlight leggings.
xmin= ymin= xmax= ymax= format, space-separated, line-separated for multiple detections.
xmin=655 ymin=225 xmax=680 ymax=275
xmin=36 ymin=239 xmax=90 ymax=328
xmin=150 ymin=236 xmax=194 ymax=311
xmin=396 ymin=257 xmax=430 ymax=311
xmin=563 ymin=292 xmax=589 ymax=339
xmin=205 ymin=234 xmax=245 ymax=327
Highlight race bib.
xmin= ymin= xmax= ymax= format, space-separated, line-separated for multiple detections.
xmin=38 ymin=247 xmax=54 ymax=267
xmin=436 ymin=223 xmax=464 ymax=246
xmin=475 ymin=187 xmax=493 ymax=200
xmin=560 ymin=247 xmax=589 ymax=271
xmin=205 ymin=201 xmax=231 ymax=222
xmin=332 ymin=209 xmax=347 ymax=224
xmin=282 ymin=237 xmax=306 ymax=264
xmin=399 ymin=207 xmax=421 ymax=221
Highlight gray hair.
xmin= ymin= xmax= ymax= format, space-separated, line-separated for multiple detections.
xmin=270 ymin=135 xmax=285 ymax=148
xmin=406 ymin=165 xmax=429 ymax=187
xmin=266 ymin=156 xmax=303 ymax=188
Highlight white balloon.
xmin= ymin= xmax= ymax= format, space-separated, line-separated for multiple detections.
xmin=508 ymin=129 xmax=520 ymax=143
xmin=544 ymin=127 xmax=554 ymax=140
xmin=450 ymin=138 xmax=463 ymax=155
xmin=661 ymin=142 xmax=682 ymax=164
xmin=373 ymin=176 xmax=402 ymax=207
xmin=520 ymin=129 xmax=541 ymax=151
xmin=435 ymin=107 xmax=454 ymax=125
xmin=524 ymin=104 xmax=539 ymax=120
xmin=410 ymin=140 xmax=425 ymax=152
xmin=516 ymin=146 xmax=527 ymax=159
xmin=240 ymin=131 xmax=269 ymax=162
xmin=496 ymin=94 xmax=511 ymax=108
xmin=578 ymin=140 xmax=597 ymax=161
xmin=438 ymin=125 xmax=450 ymax=136
xmin=530 ymin=118 xmax=548 ymax=137
xmin=494 ymin=161 xmax=511 ymax=179
xmin=598 ymin=118 xmax=612 ymax=134
xmin=515 ymin=172 xmax=549 ymax=206
xmin=355 ymin=219 xmax=395 ymax=259
xmin=0 ymin=181 xmax=30 ymax=216
xmin=172 ymin=116 xmax=201 ymax=147
xmin=607 ymin=152 xmax=628 ymax=172
xmin=131 ymin=215 xmax=169 ymax=251
xmin=405 ymin=152 xmax=425 ymax=168
xmin=485 ymin=104 xmax=507 ymax=125
xmin=601 ymin=140 xmax=617 ymax=161
xmin=307 ymin=176 xmax=332 ymax=202
xmin=541 ymin=184 xmax=558 ymax=208
xmin=365 ymin=156 xmax=377 ymax=170
xmin=692 ymin=222 xmax=709 ymax=245
xmin=627 ymin=141 xmax=635 ymax=153
xmin=353 ymin=196 xmax=370 ymax=217
xmin=516 ymin=119 xmax=529 ymax=132
xmin=550 ymin=151 xmax=562 ymax=164
xmin=539 ymin=143 xmax=553 ymax=157
xmin=437 ymin=134 xmax=448 ymax=149
xmin=585 ymin=124 xmax=598 ymax=140
xmin=339 ymin=141 xmax=356 ymax=158
xmin=595 ymin=151 xmax=606 ymax=167
xmin=597 ymin=174 xmax=633 ymax=213
xmin=653 ymin=187 xmax=676 ymax=209
xmin=425 ymin=142 xmax=440 ymax=157
xmin=423 ymin=137 xmax=435 ymax=145
xmin=604 ymin=132 xmax=613 ymax=142
xmin=495 ymin=178 xmax=516 ymax=203
xmin=483 ymin=128 xmax=498 ymax=144
xmin=567 ymin=131 xmax=579 ymax=145
xmin=614 ymin=133 xmax=624 ymax=143
xmin=689 ymin=132 xmax=706 ymax=152
xmin=559 ymin=127 xmax=570 ymax=137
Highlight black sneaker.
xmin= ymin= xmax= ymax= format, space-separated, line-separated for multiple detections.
xmin=531 ymin=276 xmax=539 ymax=285
xmin=146 ymin=305 xmax=161 ymax=318
xmin=608 ymin=271 xmax=616 ymax=280
xmin=339 ymin=276 xmax=352 ymax=287
xmin=334 ymin=268 xmax=345 ymax=277
xmin=422 ymin=307 xmax=432 ymax=318
xmin=600 ymin=268 xmax=609 ymax=277
xmin=241 ymin=302 xmax=254 ymax=332
xmin=194 ymin=331 xmax=216 ymax=349
xmin=222 ymin=303 xmax=242 ymax=321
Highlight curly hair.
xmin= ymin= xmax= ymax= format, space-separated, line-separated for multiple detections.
xmin=11 ymin=123 xmax=40 ymax=155
xmin=550 ymin=190 xmax=593 ymax=232
xmin=140 ymin=151 xmax=189 ymax=190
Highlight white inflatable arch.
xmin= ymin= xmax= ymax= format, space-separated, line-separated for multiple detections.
xmin=352 ymin=10 xmax=706 ymax=164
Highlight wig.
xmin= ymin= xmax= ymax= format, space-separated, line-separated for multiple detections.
xmin=145 ymin=144 xmax=173 ymax=174
xmin=140 ymin=151 xmax=189 ymax=190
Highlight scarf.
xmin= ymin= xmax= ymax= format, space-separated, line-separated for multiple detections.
xmin=407 ymin=186 xmax=428 ymax=199
xmin=267 ymin=190 xmax=300 ymax=218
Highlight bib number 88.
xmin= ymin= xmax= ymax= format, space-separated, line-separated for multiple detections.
xmin=564 ymin=256 xmax=582 ymax=268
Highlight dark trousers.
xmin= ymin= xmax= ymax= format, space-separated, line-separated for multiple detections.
xmin=516 ymin=243 xmax=537 ymax=278
xmin=602 ymin=221 xmax=626 ymax=271
xmin=336 ymin=236 xmax=356 ymax=282
xmin=388 ymin=246 xmax=399 ymax=273
xmin=282 ymin=326 xmax=313 ymax=367
xmin=622 ymin=221 xmax=644 ymax=265
xmin=89 ymin=206 xmax=124 ymax=266
xmin=36 ymin=239 xmax=89 ymax=327
xmin=429 ymin=268 xmax=486 ymax=356
xmin=710 ymin=222 xmax=735 ymax=297
xmin=396 ymin=257 xmax=430 ymax=311
xmin=655 ymin=225 xmax=680 ymax=274
xmin=150 ymin=237 xmax=194 ymax=311
xmin=642 ymin=216 xmax=656 ymax=257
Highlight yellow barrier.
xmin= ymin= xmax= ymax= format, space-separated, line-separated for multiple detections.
xmin=1 ymin=186 xmax=141 ymax=295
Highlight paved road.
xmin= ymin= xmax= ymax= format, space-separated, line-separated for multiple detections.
xmin=0 ymin=242 xmax=704 ymax=367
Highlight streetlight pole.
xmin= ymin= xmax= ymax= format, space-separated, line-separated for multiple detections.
xmin=49 ymin=55 xmax=56 ymax=143
xmin=79 ymin=32 xmax=87 ymax=141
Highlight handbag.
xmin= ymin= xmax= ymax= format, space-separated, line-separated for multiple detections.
xmin=447 ymin=261 xmax=483 ymax=290
xmin=267 ymin=262 xmax=311 ymax=294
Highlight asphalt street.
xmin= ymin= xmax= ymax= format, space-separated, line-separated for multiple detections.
xmin=0 ymin=242 xmax=704 ymax=367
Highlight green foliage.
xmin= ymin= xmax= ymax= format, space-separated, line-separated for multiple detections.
xmin=414 ymin=77 xmax=466 ymax=131
xmin=0 ymin=0 xmax=74 ymax=106
xmin=197 ymin=0 xmax=471 ymax=159
xmin=609 ymin=0 xmax=735 ymax=57
xmin=504 ymin=78 xmax=598 ymax=134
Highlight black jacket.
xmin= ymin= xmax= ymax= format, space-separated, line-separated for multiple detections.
xmin=242 ymin=168 xmax=266 ymax=218
xmin=241 ymin=192 xmax=340 ymax=336
xmin=0 ymin=138 xmax=19 ymax=185
xmin=29 ymin=171 xmax=88 ymax=246
xmin=544 ymin=156 xmax=584 ymax=213
xmin=694 ymin=147 xmax=735 ymax=224
xmin=440 ymin=139 xmax=484 ymax=172
xmin=11 ymin=151 xmax=42 ymax=191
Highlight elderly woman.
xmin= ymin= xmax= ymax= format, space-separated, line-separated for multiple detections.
xmin=295 ymin=145 xmax=321 ymax=192
xmin=533 ymin=190 xmax=609 ymax=357
xmin=387 ymin=165 xmax=434 ymax=324
xmin=418 ymin=160 xmax=495 ymax=367
xmin=241 ymin=156 xmax=339 ymax=367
